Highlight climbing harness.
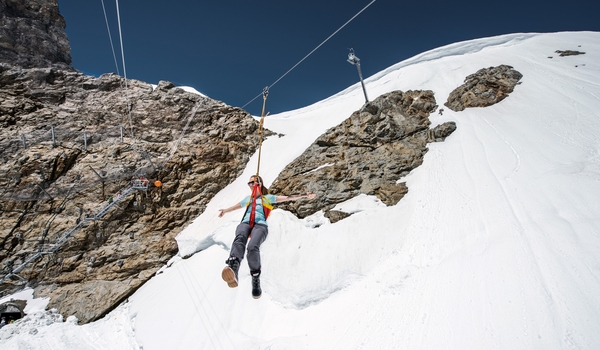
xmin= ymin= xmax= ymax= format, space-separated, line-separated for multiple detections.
xmin=242 ymin=181 xmax=273 ymax=230
xmin=247 ymin=182 xmax=261 ymax=229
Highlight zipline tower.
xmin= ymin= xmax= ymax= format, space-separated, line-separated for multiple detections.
xmin=347 ymin=48 xmax=369 ymax=103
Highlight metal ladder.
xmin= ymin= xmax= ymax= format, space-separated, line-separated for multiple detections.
xmin=1 ymin=181 xmax=149 ymax=284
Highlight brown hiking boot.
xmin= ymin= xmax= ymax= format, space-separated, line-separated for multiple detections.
xmin=222 ymin=257 xmax=240 ymax=288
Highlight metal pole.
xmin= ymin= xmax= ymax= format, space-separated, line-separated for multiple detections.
xmin=89 ymin=165 xmax=106 ymax=198
xmin=51 ymin=126 xmax=56 ymax=147
xmin=36 ymin=184 xmax=53 ymax=200
xmin=347 ymin=49 xmax=369 ymax=103
xmin=120 ymin=125 xmax=124 ymax=143
xmin=88 ymin=165 xmax=105 ymax=181
xmin=21 ymin=134 xmax=27 ymax=149
xmin=355 ymin=61 xmax=369 ymax=103
xmin=84 ymin=131 xmax=87 ymax=151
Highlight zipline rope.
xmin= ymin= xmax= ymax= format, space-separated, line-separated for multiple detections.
xmin=255 ymin=87 xmax=269 ymax=177
xmin=241 ymin=0 xmax=377 ymax=109
xmin=100 ymin=0 xmax=120 ymax=76
xmin=114 ymin=0 xmax=157 ymax=173
xmin=115 ymin=0 xmax=135 ymax=140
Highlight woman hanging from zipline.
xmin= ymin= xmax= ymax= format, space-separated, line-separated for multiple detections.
xmin=218 ymin=175 xmax=316 ymax=299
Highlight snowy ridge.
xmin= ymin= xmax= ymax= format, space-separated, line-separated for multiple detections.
xmin=2 ymin=31 xmax=600 ymax=350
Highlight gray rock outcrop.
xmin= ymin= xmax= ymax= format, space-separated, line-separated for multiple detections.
xmin=0 ymin=0 xmax=72 ymax=69
xmin=555 ymin=50 xmax=585 ymax=57
xmin=269 ymin=90 xmax=456 ymax=220
xmin=444 ymin=65 xmax=522 ymax=112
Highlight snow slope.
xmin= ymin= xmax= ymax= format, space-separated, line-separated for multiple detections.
xmin=2 ymin=31 xmax=600 ymax=350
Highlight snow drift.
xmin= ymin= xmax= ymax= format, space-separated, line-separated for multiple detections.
xmin=2 ymin=31 xmax=600 ymax=350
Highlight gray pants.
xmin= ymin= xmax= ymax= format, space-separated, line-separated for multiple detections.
xmin=229 ymin=223 xmax=268 ymax=274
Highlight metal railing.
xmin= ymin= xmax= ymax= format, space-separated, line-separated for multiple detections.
xmin=0 ymin=125 xmax=128 ymax=158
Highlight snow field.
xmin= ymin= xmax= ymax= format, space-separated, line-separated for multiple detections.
xmin=2 ymin=31 xmax=600 ymax=350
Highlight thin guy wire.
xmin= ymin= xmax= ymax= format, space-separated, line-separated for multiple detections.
xmin=115 ymin=0 xmax=135 ymax=139
xmin=100 ymin=0 xmax=120 ymax=75
xmin=241 ymin=0 xmax=377 ymax=109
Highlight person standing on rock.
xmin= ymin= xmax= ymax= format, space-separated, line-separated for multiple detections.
xmin=218 ymin=175 xmax=316 ymax=299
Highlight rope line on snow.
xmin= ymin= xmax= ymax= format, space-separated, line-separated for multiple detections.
xmin=176 ymin=264 xmax=222 ymax=350
xmin=241 ymin=0 xmax=377 ymax=109
xmin=176 ymin=262 xmax=238 ymax=350
xmin=184 ymin=262 xmax=239 ymax=350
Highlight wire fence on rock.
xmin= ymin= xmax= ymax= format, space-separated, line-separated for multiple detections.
xmin=0 ymin=124 xmax=159 ymax=202
xmin=0 ymin=124 xmax=130 ymax=159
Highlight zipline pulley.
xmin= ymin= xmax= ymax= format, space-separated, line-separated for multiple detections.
xmin=347 ymin=48 xmax=369 ymax=103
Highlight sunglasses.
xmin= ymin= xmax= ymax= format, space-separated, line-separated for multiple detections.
xmin=248 ymin=181 xmax=258 ymax=186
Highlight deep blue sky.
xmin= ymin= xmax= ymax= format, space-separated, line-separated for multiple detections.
xmin=58 ymin=0 xmax=599 ymax=114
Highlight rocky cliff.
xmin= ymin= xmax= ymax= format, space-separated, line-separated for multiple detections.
xmin=0 ymin=0 xmax=262 ymax=323
xmin=0 ymin=65 xmax=262 ymax=323
xmin=0 ymin=0 xmax=72 ymax=68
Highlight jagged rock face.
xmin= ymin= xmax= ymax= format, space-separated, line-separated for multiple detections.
xmin=0 ymin=0 xmax=72 ymax=68
xmin=444 ymin=65 xmax=522 ymax=112
xmin=0 ymin=66 xmax=261 ymax=323
xmin=270 ymin=90 xmax=456 ymax=220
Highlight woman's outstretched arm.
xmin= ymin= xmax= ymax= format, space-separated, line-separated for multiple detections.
xmin=218 ymin=203 xmax=243 ymax=217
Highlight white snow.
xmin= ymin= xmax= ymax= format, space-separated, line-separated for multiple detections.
xmin=150 ymin=84 xmax=206 ymax=97
xmin=2 ymin=31 xmax=600 ymax=349
xmin=0 ymin=288 xmax=49 ymax=314
xmin=178 ymin=86 xmax=207 ymax=97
